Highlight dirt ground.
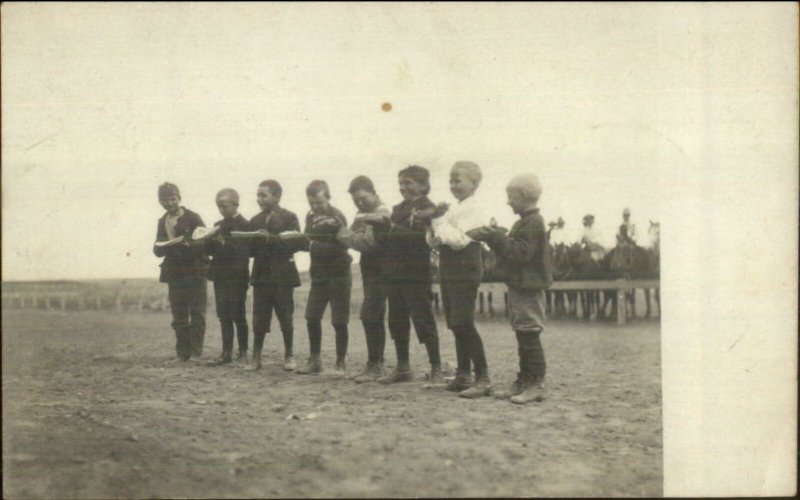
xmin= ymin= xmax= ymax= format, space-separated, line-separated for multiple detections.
xmin=2 ymin=308 xmax=661 ymax=498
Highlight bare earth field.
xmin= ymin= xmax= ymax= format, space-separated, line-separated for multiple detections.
xmin=3 ymin=309 xmax=661 ymax=498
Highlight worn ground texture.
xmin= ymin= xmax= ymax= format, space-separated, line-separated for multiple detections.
xmin=3 ymin=309 xmax=661 ymax=498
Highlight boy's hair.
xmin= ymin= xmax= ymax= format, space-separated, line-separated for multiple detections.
xmin=258 ymin=180 xmax=283 ymax=199
xmin=348 ymin=175 xmax=376 ymax=194
xmin=398 ymin=165 xmax=431 ymax=195
xmin=306 ymin=179 xmax=331 ymax=199
xmin=216 ymin=188 xmax=240 ymax=204
xmin=507 ymin=174 xmax=542 ymax=202
xmin=158 ymin=182 xmax=180 ymax=200
xmin=451 ymin=161 xmax=483 ymax=187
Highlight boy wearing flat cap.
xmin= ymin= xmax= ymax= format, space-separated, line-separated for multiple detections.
xmin=468 ymin=174 xmax=553 ymax=404
xmin=205 ymin=188 xmax=251 ymax=366
xmin=371 ymin=165 xmax=443 ymax=384
xmin=153 ymin=182 xmax=210 ymax=362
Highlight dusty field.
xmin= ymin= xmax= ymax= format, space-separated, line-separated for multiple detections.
xmin=2 ymin=309 xmax=661 ymax=498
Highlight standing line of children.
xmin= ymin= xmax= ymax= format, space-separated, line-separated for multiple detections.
xmin=153 ymin=164 xmax=553 ymax=404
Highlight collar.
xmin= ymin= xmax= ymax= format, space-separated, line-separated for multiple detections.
xmin=520 ymin=207 xmax=539 ymax=217
xmin=166 ymin=207 xmax=185 ymax=219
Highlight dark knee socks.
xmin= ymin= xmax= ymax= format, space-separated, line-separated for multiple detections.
xmin=394 ymin=337 xmax=410 ymax=367
xmin=333 ymin=323 xmax=348 ymax=362
xmin=454 ymin=324 xmax=488 ymax=377
xmin=281 ymin=327 xmax=293 ymax=357
xmin=253 ymin=331 xmax=266 ymax=354
xmin=234 ymin=319 xmax=248 ymax=352
xmin=220 ymin=319 xmax=234 ymax=353
xmin=516 ymin=330 xmax=546 ymax=378
xmin=425 ymin=336 xmax=441 ymax=366
xmin=363 ymin=322 xmax=385 ymax=364
xmin=307 ymin=321 xmax=322 ymax=356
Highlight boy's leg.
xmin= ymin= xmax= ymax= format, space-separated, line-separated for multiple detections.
xmin=168 ymin=281 xmax=191 ymax=361
xmin=210 ymin=282 xmax=234 ymax=364
xmin=273 ymin=285 xmax=296 ymax=369
xmin=405 ymin=283 xmax=442 ymax=381
xmin=329 ymin=274 xmax=352 ymax=370
xmin=187 ymin=277 xmax=207 ymax=358
xmin=231 ymin=285 xmax=249 ymax=358
xmin=379 ymin=283 xmax=413 ymax=383
xmin=441 ymin=281 xmax=472 ymax=390
xmin=297 ymin=282 xmax=328 ymax=374
xmin=247 ymin=285 xmax=273 ymax=371
xmin=507 ymin=288 xmax=547 ymax=404
xmin=355 ymin=276 xmax=388 ymax=382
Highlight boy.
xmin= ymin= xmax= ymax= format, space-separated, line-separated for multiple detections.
xmin=371 ymin=165 xmax=442 ymax=384
xmin=204 ymin=188 xmax=251 ymax=366
xmin=152 ymin=182 xmax=209 ymax=362
xmin=467 ymin=174 xmax=553 ymax=404
xmin=337 ymin=175 xmax=391 ymax=383
xmin=427 ymin=161 xmax=491 ymax=398
xmin=248 ymin=180 xmax=305 ymax=371
xmin=296 ymin=180 xmax=353 ymax=375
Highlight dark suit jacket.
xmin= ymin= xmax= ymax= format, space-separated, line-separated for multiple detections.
xmin=249 ymin=207 xmax=303 ymax=288
xmin=303 ymin=205 xmax=352 ymax=282
xmin=485 ymin=208 xmax=553 ymax=290
xmin=376 ymin=196 xmax=436 ymax=284
xmin=205 ymin=214 xmax=251 ymax=286
xmin=153 ymin=208 xmax=210 ymax=283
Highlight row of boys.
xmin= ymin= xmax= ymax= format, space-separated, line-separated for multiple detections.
xmin=153 ymin=163 xmax=552 ymax=403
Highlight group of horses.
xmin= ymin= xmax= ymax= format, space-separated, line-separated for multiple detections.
xmin=460 ymin=221 xmax=661 ymax=322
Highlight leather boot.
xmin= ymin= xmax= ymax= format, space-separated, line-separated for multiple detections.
xmin=296 ymin=355 xmax=322 ymax=375
xmin=378 ymin=363 xmax=413 ymax=384
xmin=510 ymin=375 xmax=546 ymax=404
xmin=445 ymin=371 xmax=473 ymax=392
xmin=283 ymin=354 xmax=297 ymax=371
xmin=354 ymin=361 xmax=385 ymax=383
xmin=494 ymin=372 xmax=526 ymax=400
xmin=235 ymin=349 xmax=248 ymax=364
xmin=206 ymin=351 xmax=232 ymax=366
xmin=244 ymin=350 xmax=262 ymax=371
xmin=428 ymin=363 xmax=444 ymax=384
xmin=459 ymin=374 xmax=492 ymax=399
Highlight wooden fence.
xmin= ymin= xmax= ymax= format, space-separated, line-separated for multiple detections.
xmin=3 ymin=279 xmax=659 ymax=325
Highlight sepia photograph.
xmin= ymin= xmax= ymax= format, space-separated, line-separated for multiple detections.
xmin=2 ymin=3 xmax=796 ymax=498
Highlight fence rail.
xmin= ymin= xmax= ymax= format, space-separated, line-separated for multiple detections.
xmin=3 ymin=279 xmax=659 ymax=325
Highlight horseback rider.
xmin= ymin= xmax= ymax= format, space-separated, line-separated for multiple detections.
xmin=580 ymin=214 xmax=606 ymax=261
xmin=616 ymin=207 xmax=637 ymax=246
xmin=547 ymin=217 xmax=567 ymax=246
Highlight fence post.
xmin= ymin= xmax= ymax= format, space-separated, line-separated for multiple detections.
xmin=616 ymin=280 xmax=626 ymax=325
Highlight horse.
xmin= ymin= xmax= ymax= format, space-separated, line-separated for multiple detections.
xmin=568 ymin=242 xmax=604 ymax=319
xmin=642 ymin=220 xmax=660 ymax=317
xmin=600 ymin=242 xmax=651 ymax=320
xmin=547 ymin=242 xmax=577 ymax=318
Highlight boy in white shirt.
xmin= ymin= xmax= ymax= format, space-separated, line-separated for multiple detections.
xmin=428 ymin=161 xmax=492 ymax=398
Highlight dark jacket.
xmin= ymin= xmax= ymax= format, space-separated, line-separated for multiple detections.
xmin=485 ymin=208 xmax=553 ymax=290
xmin=249 ymin=207 xmax=304 ymax=288
xmin=205 ymin=214 xmax=251 ymax=286
xmin=377 ymin=196 xmax=436 ymax=284
xmin=303 ymin=205 xmax=352 ymax=282
xmin=153 ymin=208 xmax=210 ymax=283
xmin=337 ymin=203 xmax=391 ymax=279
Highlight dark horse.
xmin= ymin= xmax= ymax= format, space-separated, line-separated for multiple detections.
xmin=599 ymin=242 xmax=659 ymax=319
xmin=547 ymin=242 xmax=578 ymax=317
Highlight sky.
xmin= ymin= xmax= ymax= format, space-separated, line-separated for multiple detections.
xmin=1 ymin=3 xmax=792 ymax=280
